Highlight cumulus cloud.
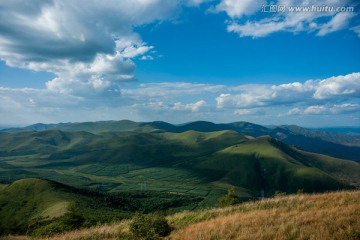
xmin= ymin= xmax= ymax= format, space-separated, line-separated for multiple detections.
xmin=287 ymin=103 xmax=360 ymax=115
xmin=43 ymin=52 xmax=136 ymax=95
xmin=213 ymin=0 xmax=265 ymax=18
xmin=216 ymin=72 xmax=360 ymax=109
xmin=172 ymin=100 xmax=207 ymax=112
xmin=313 ymin=72 xmax=360 ymax=99
xmin=216 ymin=82 xmax=313 ymax=108
xmin=1 ymin=72 xmax=360 ymax=125
xmin=0 ymin=0 xmax=180 ymax=95
xmin=317 ymin=12 xmax=356 ymax=36
xmin=217 ymin=0 xmax=357 ymax=38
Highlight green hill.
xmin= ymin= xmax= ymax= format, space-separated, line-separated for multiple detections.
xmin=184 ymin=136 xmax=357 ymax=198
xmin=0 ymin=178 xmax=202 ymax=236
xmin=2 ymin=120 xmax=359 ymax=161
xmin=0 ymin=129 xmax=358 ymax=198
xmin=0 ymin=178 xmax=72 ymax=235
xmin=0 ymin=179 xmax=71 ymax=231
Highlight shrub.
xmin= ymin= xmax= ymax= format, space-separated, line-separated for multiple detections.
xmin=129 ymin=212 xmax=172 ymax=240
xmin=30 ymin=206 xmax=85 ymax=236
xmin=274 ymin=191 xmax=286 ymax=197
xmin=217 ymin=188 xmax=239 ymax=207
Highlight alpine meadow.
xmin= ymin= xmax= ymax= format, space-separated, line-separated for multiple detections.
xmin=0 ymin=0 xmax=359 ymax=240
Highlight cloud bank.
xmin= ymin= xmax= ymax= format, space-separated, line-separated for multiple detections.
xmin=216 ymin=72 xmax=360 ymax=109
xmin=1 ymin=73 xmax=359 ymax=126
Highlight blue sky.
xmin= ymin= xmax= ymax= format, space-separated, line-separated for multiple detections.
xmin=0 ymin=0 xmax=359 ymax=127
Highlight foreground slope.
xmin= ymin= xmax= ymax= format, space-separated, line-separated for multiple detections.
xmin=7 ymin=191 xmax=359 ymax=240
xmin=0 ymin=178 xmax=72 ymax=235
xmin=168 ymin=191 xmax=360 ymax=240
xmin=0 ymin=178 xmax=202 ymax=236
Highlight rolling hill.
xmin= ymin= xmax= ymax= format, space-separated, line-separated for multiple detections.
xmin=0 ymin=178 xmax=71 ymax=235
xmin=182 ymin=136 xmax=359 ymax=196
xmin=0 ymin=120 xmax=360 ymax=237
xmin=0 ymin=123 xmax=359 ymax=201
xmin=2 ymin=120 xmax=359 ymax=161
xmin=0 ymin=178 xmax=201 ymax=236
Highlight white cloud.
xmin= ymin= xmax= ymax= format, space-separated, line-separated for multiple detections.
xmin=0 ymin=0 xmax=180 ymax=95
xmin=121 ymin=82 xmax=226 ymax=100
xmin=140 ymin=55 xmax=154 ymax=60
xmin=186 ymin=0 xmax=213 ymax=7
xmin=219 ymin=0 xmax=357 ymax=38
xmin=227 ymin=20 xmax=288 ymax=38
xmin=213 ymin=0 xmax=265 ymax=18
xmin=287 ymin=103 xmax=360 ymax=115
xmin=351 ymin=25 xmax=360 ymax=38
xmin=313 ymin=72 xmax=360 ymax=99
xmin=234 ymin=108 xmax=264 ymax=115
xmin=216 ymin=72 xmax=360 ymax=109
xmin=216 ymin=82 xmax=313 ymax=109
xmin=317 ymin=12 xmax=355 ymax=36
xmin=120 ymin=43 xmax=154 ymax=58
xmin=172 ymin=100 xmax=207 ymax=112
xmin=1 ymin=72 xmax=360 ymax=126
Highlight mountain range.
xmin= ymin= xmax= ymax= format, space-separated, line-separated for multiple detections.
xmin=2 ymin=120 xmax=360 ymax=160
xmin=1 ymin=120 xmax=359 ymax=194
xmin=1 ymin=120 xmax=359 ymax=235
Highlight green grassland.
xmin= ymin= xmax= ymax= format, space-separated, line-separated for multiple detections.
xmin=0 ymin=128 xmax=358 ymax=199
xmin=0 ymin=178 xmax=202 ymax=236
xmin=0 ymin=121 xmax=359 ymax=236
xmin=0 ymin=178 xmax=71 ymax=234
xmin=3 ymin=120 xmax=359 ymax=161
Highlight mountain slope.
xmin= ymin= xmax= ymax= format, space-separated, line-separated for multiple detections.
xmin=0 ymin=178 xmax=202 ymax=236
xmin=185 ymin=136 xmax=357 ymax=197
xmin=0 ymin=126 xmax=358 ymax=207
xmin=277 ymin=125 xmax=360 ymax=147
xmin=168 ymin=191 xmax=360 ymax=240
xmin=1 ymin=120 xmax=359 ymax=161
xmin=8 ymin=191 xmax=359 ymax=240
xmin=0 ymin=178 xmax=72 ymax=234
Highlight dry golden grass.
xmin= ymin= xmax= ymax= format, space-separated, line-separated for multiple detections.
xmin=45 ymin=221 xmax=130 ymax=240
xmin=2 ymin=191 xmax=359 ymax=240
xmin=167 ymin=191 xmax=360 ymax=240
xmin=0 ymin=221 xmax=130 ymax=240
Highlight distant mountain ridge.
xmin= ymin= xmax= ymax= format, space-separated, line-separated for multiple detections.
xmin=1 ymin=120 xmax=358 ymax=161
xmin=0 ymin=123 xmax=359 ymax=194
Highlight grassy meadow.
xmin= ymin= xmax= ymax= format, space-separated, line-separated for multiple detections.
xmin=2 ymin=190 xmax=358 ymax=240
